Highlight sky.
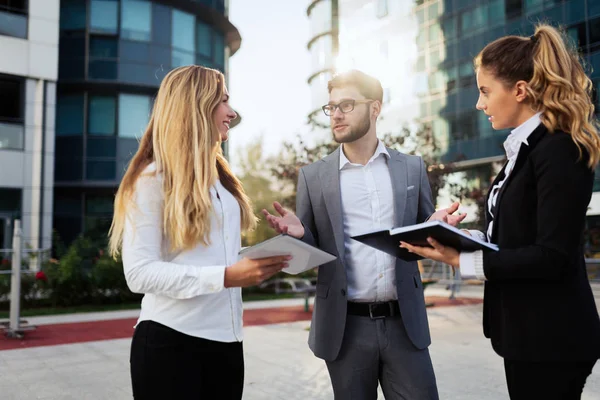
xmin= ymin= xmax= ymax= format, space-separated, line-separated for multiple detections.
xmin=228 ymin=0 xmax=314 ymax=172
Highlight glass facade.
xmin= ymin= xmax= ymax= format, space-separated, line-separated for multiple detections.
xmin=54 ymin=0 xmax=237 ymax=243
xmin=0 ymin=0 xmax=28 ymax=39
xmin=418 ymin=0 xmax=600 ymax=164
xmin=0 ymin=76 xmax=24 ymax=150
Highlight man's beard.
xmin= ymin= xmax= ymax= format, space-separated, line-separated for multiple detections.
xmin=332 ymin=111 xmax=371 ymax=144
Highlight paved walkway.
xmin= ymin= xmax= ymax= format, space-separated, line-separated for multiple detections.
xmin=0 ymin=289 xmax=598 ymax=399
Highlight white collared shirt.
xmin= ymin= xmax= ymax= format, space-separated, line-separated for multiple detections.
xmin=339 ymin=140 xmax=397 ymax=302
xmin=461 ymin=112 xmax=543 ymax=279
xmin=122 ymin=163 xmax=243 ymax=342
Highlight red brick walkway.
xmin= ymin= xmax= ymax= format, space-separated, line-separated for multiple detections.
xmin=0 ymin=297 xmax=482 ymax=351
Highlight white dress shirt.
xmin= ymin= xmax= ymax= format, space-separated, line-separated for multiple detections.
xmin=461 ymin=112 xmax=542 ymax=279
xmin=340 ymin=140 xmax=397 ymax=302
xmin=122 ymin=163 xmax=243 ymax=342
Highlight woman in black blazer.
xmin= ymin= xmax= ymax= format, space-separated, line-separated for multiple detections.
xmin=401 ymin=24 xmax=600 ymax=400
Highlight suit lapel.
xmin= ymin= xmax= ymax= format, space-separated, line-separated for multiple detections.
xmin=319 ymin=148 xmax=346 ymax=259
xmin=388 ymin=150 xmax=408 ymax=227
xmin=490 ymin=124 xmax=547 ymax=238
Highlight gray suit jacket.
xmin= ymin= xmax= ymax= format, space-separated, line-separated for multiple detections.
xmin=297 ymin=146 xmax=435 ymax=361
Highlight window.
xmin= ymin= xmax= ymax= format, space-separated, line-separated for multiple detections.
xmin=524 ymin=0 xmax=544 ymax=13
xmin=443 ymin=17 xmax=456 ymax=40
xmin=90 ymin=0 xmax=118 ymax=34
xmin=60 ymin=0 xmax=86 ymax=31
xmin=85 ymin=195 xmax=115 ymax=232
xmin=376 ymin=0 xmax=388 ymax=18
xmin=589 ymin=17 xmax=600 ymax=52
xmin=172 ymin=10 xmax=195 ymax=67
xmin=0 ymin=76 xmax=24 ymax=150
xmin=568 ymin=23 xmax=587 ymax=49
xmin=88 ymin=96 xmax=116 ymax=135
xmin=151 ymin=3 xmax=170 ymax=45
xmin=213 ymin=30 xmax=225 ymax=68
xmin=428 ymin=2 xmax=439 ymax=20
xmin=121 ymin=0 xmax=151 ymax=41
xmin=118 ymin=94 xmax=150 ymax=138
xmin=59 ymin=34 xmax=86 ymax=79
xmin=86 ymin=161 xmax=116 ymax=180
xmin=591 ymin=0 xmax=600 ymax=18
xmin=488 ymin=0 xmax=506 ymax=25
xmin=0 ymin=188 xmax=21 ymax=213
xmin=89 ymin=36 xmax=118 ymax=79
xmin=56 ymin=94 xmax=84 ymax=136
xmin=196 ymin=21 xmax=212 ymax=58
xmin=429 ymin=23 xmax=442 ymax=45
xmin=505 ymin=0 xmax=523 ymax=20
xmin=172 ymin=9 xmax=194 ymax=51
xmin=0 ymin=0 xmax=27 ymax=38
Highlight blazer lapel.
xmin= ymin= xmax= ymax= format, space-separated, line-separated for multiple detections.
xmin=388 ymin=150 xmax=408 ymax=227
xmin=319 ymin=148 xmax=346 ymax=260
xmin=490 ymin=124 xmax=547 ymax=238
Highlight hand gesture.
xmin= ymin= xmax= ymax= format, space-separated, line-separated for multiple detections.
xmin=261 ymin=201 xmax=305 ymax=239
xmin=428 ymin=202 xmax=467 ymax=227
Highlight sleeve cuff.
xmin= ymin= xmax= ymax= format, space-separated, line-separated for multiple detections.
xmin=467 ymin=230 xmax=487 ymax=242
xmin=459 ymin=251 xmax=486 ymax=281
xmin=200 ymin=265 xmax=226 ymax=294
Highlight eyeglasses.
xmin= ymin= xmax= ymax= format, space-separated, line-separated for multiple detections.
xmin=322 ymin=99 xmax=374 ymax=116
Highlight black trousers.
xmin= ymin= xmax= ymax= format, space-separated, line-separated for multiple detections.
xmin=504 ymin=359 xmax=596 ymax=400
xmin=130 ymin=320 xmax=244 ymax=400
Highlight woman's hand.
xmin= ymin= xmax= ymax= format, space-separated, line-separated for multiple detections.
xmin=400 ymin=237 xmax=460 ymax=268
xmin=224 ymin=255 xmax=291 ymax=288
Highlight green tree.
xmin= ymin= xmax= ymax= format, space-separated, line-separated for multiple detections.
xmin=236 ymin=138 xmax=280 ymax=247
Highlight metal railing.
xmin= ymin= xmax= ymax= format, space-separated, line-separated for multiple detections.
xmin=0 ymin=220 xmax=49 ymax=338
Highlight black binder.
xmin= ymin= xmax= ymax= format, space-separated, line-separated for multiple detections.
xmin=351 ymin=220 xmax=499 ymax=261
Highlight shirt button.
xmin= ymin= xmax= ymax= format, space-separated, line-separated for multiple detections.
xmin=341 ymin=289 xmax=346 ymax=296
xmin=379 ymin=273 xmax=383 ymax=279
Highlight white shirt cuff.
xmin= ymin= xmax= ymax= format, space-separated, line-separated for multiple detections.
xmin=467 ymin=230 xmax=487 ymax=242
xmin=459 ymin=251 xmax=486 ymax=281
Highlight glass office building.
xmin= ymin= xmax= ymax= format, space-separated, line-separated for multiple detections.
xmin=0 ymin=0 xmax=59 ymax=253
xmin=307 ymin=0 xmax=600 ymax=233
xmin=54 ymin=0 xmax=240 ymax=244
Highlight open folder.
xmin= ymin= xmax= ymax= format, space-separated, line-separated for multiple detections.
xmin=351 ymin=220 xmax=499 ymax=261
xmin=239 ymin=234 xmax=337 ymax=275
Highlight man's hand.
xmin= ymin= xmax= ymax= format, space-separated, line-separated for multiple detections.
xmin=428 ymin=201 xmax=467 ymax=227
xmin=262 ymin=201 xmax=305 ymax=239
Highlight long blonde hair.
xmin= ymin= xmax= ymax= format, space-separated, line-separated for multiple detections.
xmin=474 ymin=23 xmax=600 ymax=169
xmin=109 ymin=65 xmax=256 ymax=257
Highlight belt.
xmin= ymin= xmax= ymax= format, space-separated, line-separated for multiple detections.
xmin=347 ymin=300 xmax=400 ymax=319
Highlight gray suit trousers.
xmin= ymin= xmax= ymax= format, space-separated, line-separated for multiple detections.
xmin=325 ymin=314 xmax=439 ymax=400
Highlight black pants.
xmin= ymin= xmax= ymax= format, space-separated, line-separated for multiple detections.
xmin=504 ymin=359 xmax=596 ymax=400
xmin=130 ymin=320 xmax=244 ymax=400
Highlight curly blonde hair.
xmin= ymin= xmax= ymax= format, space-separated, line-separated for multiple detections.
xmin=474 ymin=23 xmax=600 ymax=169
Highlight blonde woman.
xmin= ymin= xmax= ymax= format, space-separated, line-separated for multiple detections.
xmin=401 ymin=24 xmax=600 ymax=399
xmin=109 ymin=65 xmax=289 ymax=399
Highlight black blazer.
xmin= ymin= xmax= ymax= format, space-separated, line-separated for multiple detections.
xmin=482 ymin=124 xmax=600 ymax=362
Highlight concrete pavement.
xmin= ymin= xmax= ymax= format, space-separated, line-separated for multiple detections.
xmin=1 ymin=298 xmax=599 ymax=399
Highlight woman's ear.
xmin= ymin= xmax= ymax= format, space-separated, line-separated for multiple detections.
xmin=514 ymin=80 xmax=529 ymax=103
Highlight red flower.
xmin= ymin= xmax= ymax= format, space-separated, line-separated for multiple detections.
xmin=1 ymin=259 xmax=10 ymax=266
xmin=35 ymin=271 xmax=48 ymax=282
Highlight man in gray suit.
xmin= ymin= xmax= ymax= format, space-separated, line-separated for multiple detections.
xmin=263 ymin=70 xmax=463 ymax=399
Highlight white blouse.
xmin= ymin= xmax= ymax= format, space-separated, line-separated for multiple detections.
xmin=122 ymin=163 xmax=243 ymax=342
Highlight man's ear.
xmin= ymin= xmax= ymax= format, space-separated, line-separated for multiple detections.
xmin=514 ymin=80 xmax=529 ymax=103
xmin=372 ymin=100 xmax=382 ymax=118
